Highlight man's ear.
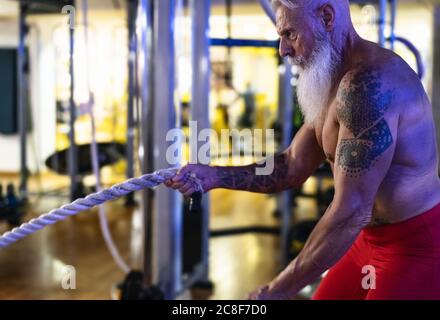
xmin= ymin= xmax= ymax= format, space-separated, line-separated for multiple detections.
xmin=319 ymin=4 xmax=335 ymax=31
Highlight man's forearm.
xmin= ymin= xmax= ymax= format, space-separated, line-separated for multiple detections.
xmin=268 ymin=204 xmax=371 ymax=297
xmin=213 ymin=153 xmax=296 ymax=193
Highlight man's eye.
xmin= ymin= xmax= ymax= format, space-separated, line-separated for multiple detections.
xmin=286 ymin=31 xmax=297 ymax=40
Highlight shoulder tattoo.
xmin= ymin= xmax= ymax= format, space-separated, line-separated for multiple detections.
xmin=336 ymin=67 xmax=394 ymax=177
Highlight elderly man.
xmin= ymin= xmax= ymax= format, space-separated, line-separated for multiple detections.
xmin=166 ymin=0 xmax=440 ymax=299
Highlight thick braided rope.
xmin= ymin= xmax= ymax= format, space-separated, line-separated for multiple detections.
xmin=0 ymin=167 xmax=202 ymax=248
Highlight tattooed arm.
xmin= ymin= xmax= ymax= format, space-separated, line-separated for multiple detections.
xmin=258 ymin=67 xmax=399 ymax=299
xmin=214 ymin=124 xmax=326 ymax=193
xmin=166 ymin=124 xmax=325 ymax=195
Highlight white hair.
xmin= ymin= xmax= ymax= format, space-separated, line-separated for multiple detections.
xmin=271 ymin=0 xmax=313 ymax=11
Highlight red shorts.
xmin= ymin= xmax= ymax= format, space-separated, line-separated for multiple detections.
xmin=313 ymin=202 xmax=440 ymax=300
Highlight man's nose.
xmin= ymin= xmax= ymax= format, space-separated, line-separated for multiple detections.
xmin=279 ymin=38 xmax=293 ymax=58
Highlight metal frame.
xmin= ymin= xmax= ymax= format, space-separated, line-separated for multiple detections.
xmin=377 ymin=0 xmax=387 ymax=47
xmin=125 ymin=0 xmax=138 ymax=206
xmin=151 ymin=0 xmax=182 ymax=299
xmin=137 ymin=0 xmax=155 ymax=289
xmin=258 ymin=0 xmax=276 ymax=25
xmin=17 ymin=3 xmax=29 ymax=199
xmin=189 ymin=0 xmax=212 ymax=289
xmin=137 ymin=0 xmax=214 ymax=299
xmin=67 ymin=26 xmax=78 ymax=201
xmin=210 ymin=38 xmax=279 ymax=48
xmin=388 ymin=0 xmax=396 ymax=50
xmin=378 ymin=0 xmax=424 ymax=78
xmin=14 ymin=1 xmax=79 ymax=201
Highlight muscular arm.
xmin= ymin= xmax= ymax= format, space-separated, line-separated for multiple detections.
xmin=265 ymin=67 xmax=398 ymax=298
xmin=213 ymin=124 xmax=326 ymax=193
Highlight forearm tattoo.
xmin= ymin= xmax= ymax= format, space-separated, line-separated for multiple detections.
xmin=336 ymin=67 xmax=394 ymax=177
xmin=215 ymin=153 xmax=291 ymax=193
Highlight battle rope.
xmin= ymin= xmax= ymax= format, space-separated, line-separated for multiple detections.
xmin=0 ymin=168 xmax=203 ymax=248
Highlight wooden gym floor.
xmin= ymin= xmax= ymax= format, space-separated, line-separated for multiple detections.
xmin=0 ymin=172 xmax=321 ymax=300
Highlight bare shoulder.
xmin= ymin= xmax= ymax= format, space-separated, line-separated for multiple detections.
xmin=335 ymin=64 xmax=396 ymax=136
xmin=338 ymin=46 xmax=423 ymax=109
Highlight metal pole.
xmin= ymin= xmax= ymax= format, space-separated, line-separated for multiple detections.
xmin=190 ymin=0 xmax=211 ymax=285
xmin=126 ymin=0 xmax=138 ymax=206
xmin=68 ymin=26 xmax=78 ymax=201
xmin=389 ymin=0 xmax=396 ymax=50
xmin=18 ymin=4 xmax=29 ymax=199
xmin=152 ymin=0 xmax=181 ymax=299
xmin=138 ymin=0 xmax=155 ymax=286
xmin=258 ymin=0 xmax=276 ymax=25
xmin=378 ymin=0 xmax=387 ymax=47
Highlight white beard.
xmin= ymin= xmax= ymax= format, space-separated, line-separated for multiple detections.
xmin=293 ymin=38 xmax=341 ymax=125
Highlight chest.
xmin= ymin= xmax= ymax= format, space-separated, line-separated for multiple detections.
xmin=315 ymin=102 xmax=340 ymax=163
